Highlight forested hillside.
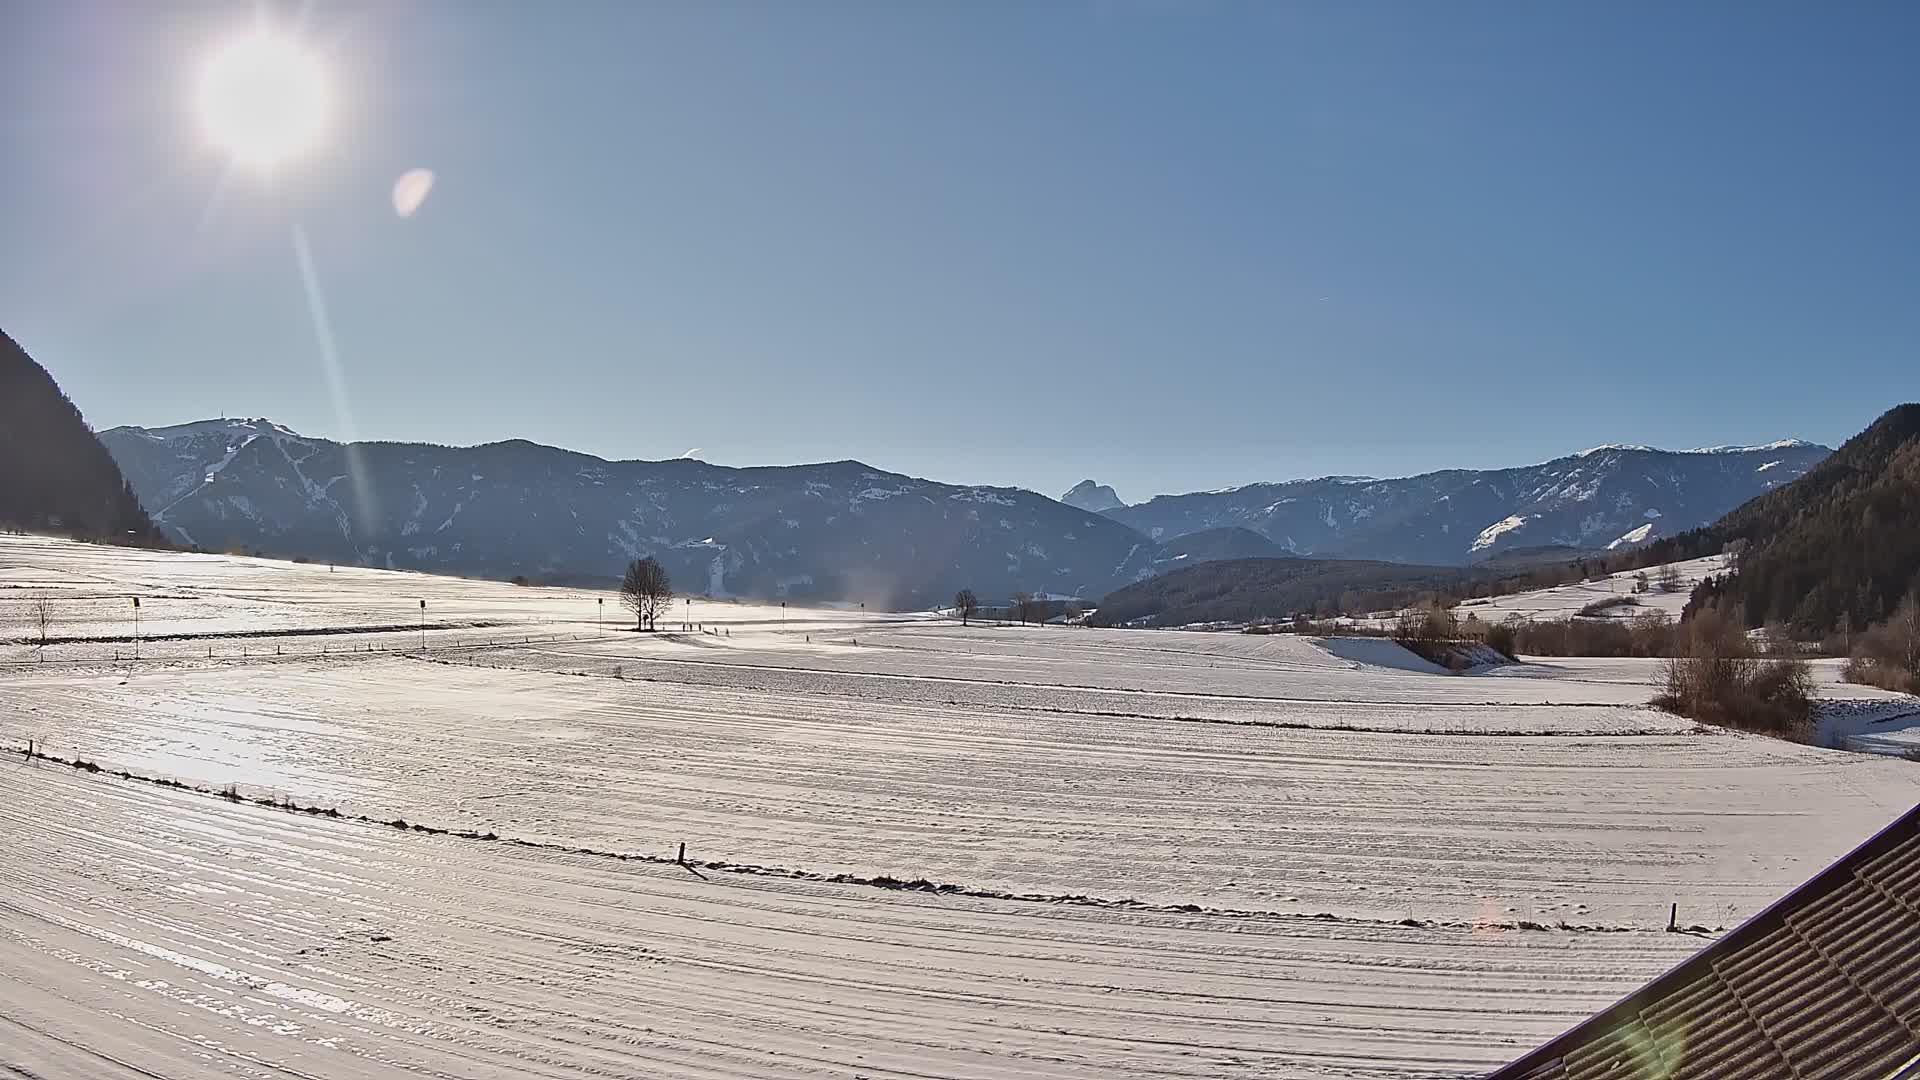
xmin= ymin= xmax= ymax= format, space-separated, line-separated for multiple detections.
xmin=1650 ymin=404 xmax=1920 ymax=634
xmin=1089 ymin=557 xmax=1466 ymax=628
xmin=0 ymin=328 xmax=163 ymax=542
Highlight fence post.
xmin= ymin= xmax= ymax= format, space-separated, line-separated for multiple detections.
xmin=1668 ymin=902 xmax=1678 ymax=932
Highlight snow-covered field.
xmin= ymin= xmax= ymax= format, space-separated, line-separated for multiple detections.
xmin=1452 ymin=554 xmax=1730 ymax=624
xmin=3 ymin=534 xmax=1918 ymax=1078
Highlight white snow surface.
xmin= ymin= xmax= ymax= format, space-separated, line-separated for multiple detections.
xmin=2 ymin=533 xmax=1918 ymax=1078
xmin=1606 ymin=522 xmax=1656 ymax=549
xmin=1685 ymin=438 xmax=1815 ymax=454
xmin=1314 ymin=634 xmax=1448 ymax=674
xmin=1454 ymin=554 xmax=1731 ymax=624
xmin=1469 ymin=513 xmax=1531 ymax=552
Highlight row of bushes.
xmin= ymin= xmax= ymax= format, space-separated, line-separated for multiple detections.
xmin=1397 ymin=605 xmax=1678 ymax=660
xmin=1472 ymin=606 xmax=1820 ymax=740
xmin=1261 ymin=595 xmax=1915 ymax=747
xmin=1505 ymin=611 xmax=1679 ymax=658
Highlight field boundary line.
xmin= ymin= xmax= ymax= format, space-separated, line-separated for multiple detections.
xmin=11 ymin=742 xmax=1714 ymax=937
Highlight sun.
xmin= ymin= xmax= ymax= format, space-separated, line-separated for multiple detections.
xmin=196 ymin=31 xmax=328 ymax=169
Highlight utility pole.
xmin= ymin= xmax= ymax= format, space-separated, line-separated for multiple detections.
xmin=418 ymin=599 xmax=426 ymax=650
xmin=598 ymin=596 xmax=604 ymax=636
xmin=782 ymin=600 xmax=787 ymax=629
xmin=132 ymin=595 xmax=140 ymax=660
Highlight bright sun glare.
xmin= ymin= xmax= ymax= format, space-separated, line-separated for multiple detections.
xmin=197 ymin=32 xmax=328 ymax=168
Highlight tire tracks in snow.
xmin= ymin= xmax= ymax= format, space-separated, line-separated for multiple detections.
xmin=10 ymin=745 xmax=1691 ymax=937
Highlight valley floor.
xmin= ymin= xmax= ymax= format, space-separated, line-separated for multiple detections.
xmin=3 ymin=535 xmax=1918 ymax=1078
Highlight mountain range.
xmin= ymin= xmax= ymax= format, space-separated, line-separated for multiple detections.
xmin=1085 ymin=440 xmax=1828 ymax=565
xmin=100 ymin=419 xmax=1162 ymax=607
xmin=1118 ymin=404 xmax=1917 ymax=632
xmin=99 ymin=417 xmax=1830 ymax=607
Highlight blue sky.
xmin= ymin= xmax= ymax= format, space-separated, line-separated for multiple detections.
xmin=3 ymin=1 xmax=1915 ymax=503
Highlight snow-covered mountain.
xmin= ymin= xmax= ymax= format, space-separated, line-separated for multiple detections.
xmin=1102 ymin=441 xmax=1830 ymax=564
xmin=102 ymin=419 xmax=1162 ymax=607
xmin=102 ymin=419 xmax=1833 ymax=604
xmin=1060 ymin=479 xmax=1124 ymax=513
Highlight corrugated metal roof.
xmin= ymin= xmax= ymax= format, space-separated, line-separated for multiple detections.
xmin=1488 ymin=802 xmax=1920 ymax=1080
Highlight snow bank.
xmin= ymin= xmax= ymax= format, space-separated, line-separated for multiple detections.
xmin=1312 ymin=635 xmax=1448 ymax=674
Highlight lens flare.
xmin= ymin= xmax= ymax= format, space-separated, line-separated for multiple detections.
xmin=392 ymin=169 xmax=435 ymax=218
xmin=197 ymin=32 xmax=328 ymax=168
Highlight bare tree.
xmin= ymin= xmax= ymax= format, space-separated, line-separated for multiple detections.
xmin=1655 ymin=561 xmax=1684 ymax=594
xmin=1854 ymin=593 xmax=1920 ymax=687
xmin=620 ymin=557 xmax=673 ymax=631
xmin=1011 ymin=591 xmax=1035 ymax=626
xmin=1723 ymin=538 xmax=1748 ymax=573
xmin=953 ymin=588 xmax=979 ymax=626
xmin=1394 ymin=603 xmax=1456 ymax=644
xmin=30 ymin=592 xmax=53 ymax=651
xmin=1889 ymin=594 xmax=1920 ymax=675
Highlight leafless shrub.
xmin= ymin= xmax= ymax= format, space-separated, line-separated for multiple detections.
xmin=1845 ymin=594 xmax=1920 ymax=694
xmin=1483 ymin=619 xmax=1519 ymax=661
xmin=1577 ymin=595 xmax=1639 ymax=617
xmin=1654 ymin=609 xmax=1814 ymax=740
xmin=1393 ymin=604 xmax=1456 ymax=646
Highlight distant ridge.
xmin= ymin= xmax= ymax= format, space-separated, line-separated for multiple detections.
xmin=102 ymin=413 xmax=1844 ymax=607
xmin=1060 ymin=479 xmax=1124 ymax=513
xmin=1104 ymin=441 xmax=1830 ymax=564
xmin=101 ymin=418 xmax=1174 ymax=606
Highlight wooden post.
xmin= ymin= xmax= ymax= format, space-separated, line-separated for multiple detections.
xmin=677 ymin=842 xmax=686 ymax=865
xmin=1668 ymin=902 xmax=1678 ymax=932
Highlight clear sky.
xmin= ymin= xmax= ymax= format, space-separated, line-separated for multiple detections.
xmin=3 ymin=1 xmax=1915 ymax=503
